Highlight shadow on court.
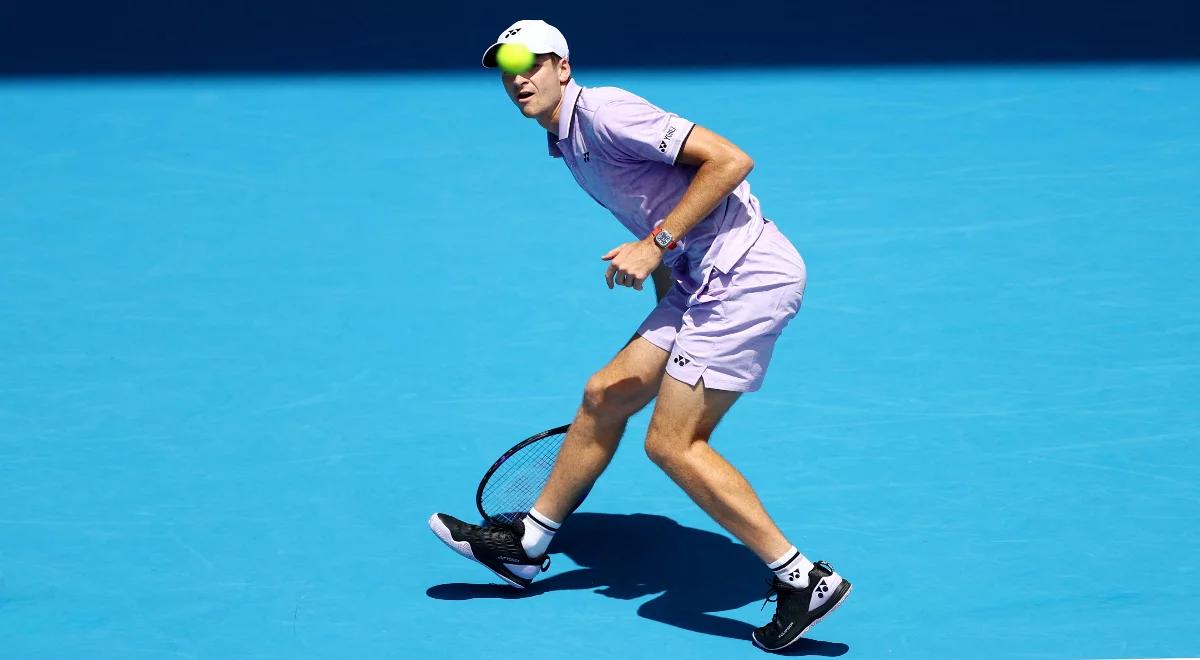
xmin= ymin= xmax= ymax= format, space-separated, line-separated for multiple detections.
xmin=426 ymin=513 xmax=850 ymax=656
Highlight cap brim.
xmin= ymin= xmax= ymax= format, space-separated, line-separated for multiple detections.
xmin=481 ymin=43 xmax=501 ymax=68
xmin=482 ymin=43 xmax=558 ymax=68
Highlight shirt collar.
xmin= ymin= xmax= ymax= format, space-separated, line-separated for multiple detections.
xmin=547 ymin=79 xmax=583 ymax=158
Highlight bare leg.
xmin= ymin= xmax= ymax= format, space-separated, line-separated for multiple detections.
xmin=644 ymin=375 xmax=792 ymax=564
xmin=532 ymin=336 xmax=669 ymax=522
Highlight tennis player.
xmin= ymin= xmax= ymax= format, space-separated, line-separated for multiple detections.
xmin=429 ymin=20 xmax=851 ymax=651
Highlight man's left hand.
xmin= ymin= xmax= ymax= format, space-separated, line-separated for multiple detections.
xmin=602 ymin=239 xmax=664 ymax=291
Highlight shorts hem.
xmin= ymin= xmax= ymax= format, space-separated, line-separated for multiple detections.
xmin=699 ymin=372 xmax=762 ymax=393
xmin=663 ymin=364 xmax=762 ymax=393
xmin=636 ymin=330 xmax=674 ymax=353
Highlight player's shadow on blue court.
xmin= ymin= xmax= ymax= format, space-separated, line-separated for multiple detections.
xmin=426 ymin=512 xmax=850 ymax=656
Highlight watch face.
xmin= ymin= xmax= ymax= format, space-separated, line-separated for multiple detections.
xmin=655 ymin=231 xmax=673 ymax=248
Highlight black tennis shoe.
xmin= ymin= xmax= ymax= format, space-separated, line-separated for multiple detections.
xmin=427 ymin=513 xmax=549 ymax=589
xmin=751 ymin=561 xmax=852 ymax=652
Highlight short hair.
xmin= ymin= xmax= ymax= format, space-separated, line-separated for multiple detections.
xmin=543 ymin=53 xmax=569 ymax=81
xmin=544 ymin=53 xmax=563 ymax=66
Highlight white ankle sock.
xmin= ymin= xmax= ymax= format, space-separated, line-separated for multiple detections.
xmin=520 ymin=507 xmax=560 ymax=558
xmin=769 ymin=546 xmax=815 ymax=589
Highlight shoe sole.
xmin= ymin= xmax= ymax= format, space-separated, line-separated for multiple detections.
xmin=427 ymin=514 xmax=527 ymax=589
xmin=751 ymin=580 xmax=853 ymax=652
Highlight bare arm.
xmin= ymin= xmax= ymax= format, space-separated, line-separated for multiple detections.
xmin=602 ymin=124 xmax=753 ymax=291
xmin=659 ymin=125 xmax=754 ymax=242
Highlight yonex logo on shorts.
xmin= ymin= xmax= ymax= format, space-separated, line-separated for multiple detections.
xmin=673 ymin=355 xmax=690 ymax=366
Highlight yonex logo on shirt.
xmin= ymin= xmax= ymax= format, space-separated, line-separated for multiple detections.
xmin=658 ymin=126 xmax=677 ymax=153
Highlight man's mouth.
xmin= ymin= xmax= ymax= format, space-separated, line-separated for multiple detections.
xmin=517 ymin=89 xmax=535 ymax=103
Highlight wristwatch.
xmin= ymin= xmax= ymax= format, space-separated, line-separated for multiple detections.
xmin=651 ymin=225 xmax=678 ymax=250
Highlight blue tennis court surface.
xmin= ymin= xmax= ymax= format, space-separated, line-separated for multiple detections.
xmin=2 ymin=65 xmax=1197 ymax=658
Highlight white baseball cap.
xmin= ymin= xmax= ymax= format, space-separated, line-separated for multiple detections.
xmin=481 ymin=20 xmax=570 ymax=68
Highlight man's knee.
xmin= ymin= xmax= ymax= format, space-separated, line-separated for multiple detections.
xmin=644 ymin=426 xmax=690 ymax=471
xmin=581 ymin=369 xmax=657 ymax=420
xmin=644 ymin=410 xmax=715 ymax=470
xmin=644 ymin=432 xmax=672 ymax=468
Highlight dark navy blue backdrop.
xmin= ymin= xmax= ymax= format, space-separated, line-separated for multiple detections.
xmin=2 ymin=0 xmax=1198 ymax=74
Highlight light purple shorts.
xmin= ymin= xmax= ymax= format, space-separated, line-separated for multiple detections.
xmin=637 ymin=221 xmax=807 ymax=392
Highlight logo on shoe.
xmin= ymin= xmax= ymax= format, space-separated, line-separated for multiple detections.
xmin=815 ymin=578 xmax=829 ymax=599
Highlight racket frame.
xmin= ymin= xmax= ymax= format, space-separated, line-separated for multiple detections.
xmin=475 ymin=424 xmax=571 ymax=525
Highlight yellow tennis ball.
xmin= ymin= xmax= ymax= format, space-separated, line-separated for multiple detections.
xmin=496 ymin=43 xmax=536 ymax=75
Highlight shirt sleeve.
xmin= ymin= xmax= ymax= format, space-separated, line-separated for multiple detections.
xmin=591 ymin=99 xmax=696 ymax=165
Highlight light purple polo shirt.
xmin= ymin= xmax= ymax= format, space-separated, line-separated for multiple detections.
xmin=548 ymin=80 xmax=766 ymax=292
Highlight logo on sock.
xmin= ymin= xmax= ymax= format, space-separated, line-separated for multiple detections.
xmin=788 ymin=568 xmax=804 ymax=582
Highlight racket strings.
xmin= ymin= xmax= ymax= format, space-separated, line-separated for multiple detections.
xmin=480 ymin=431 xmax=566 ymax=526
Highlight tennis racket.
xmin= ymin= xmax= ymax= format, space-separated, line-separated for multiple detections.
xmin=475 ymin=424 xmax=570 ymax=526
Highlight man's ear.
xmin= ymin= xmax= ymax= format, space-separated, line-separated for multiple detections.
xmin=559 ymin=59 xmax=572 ymax=85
